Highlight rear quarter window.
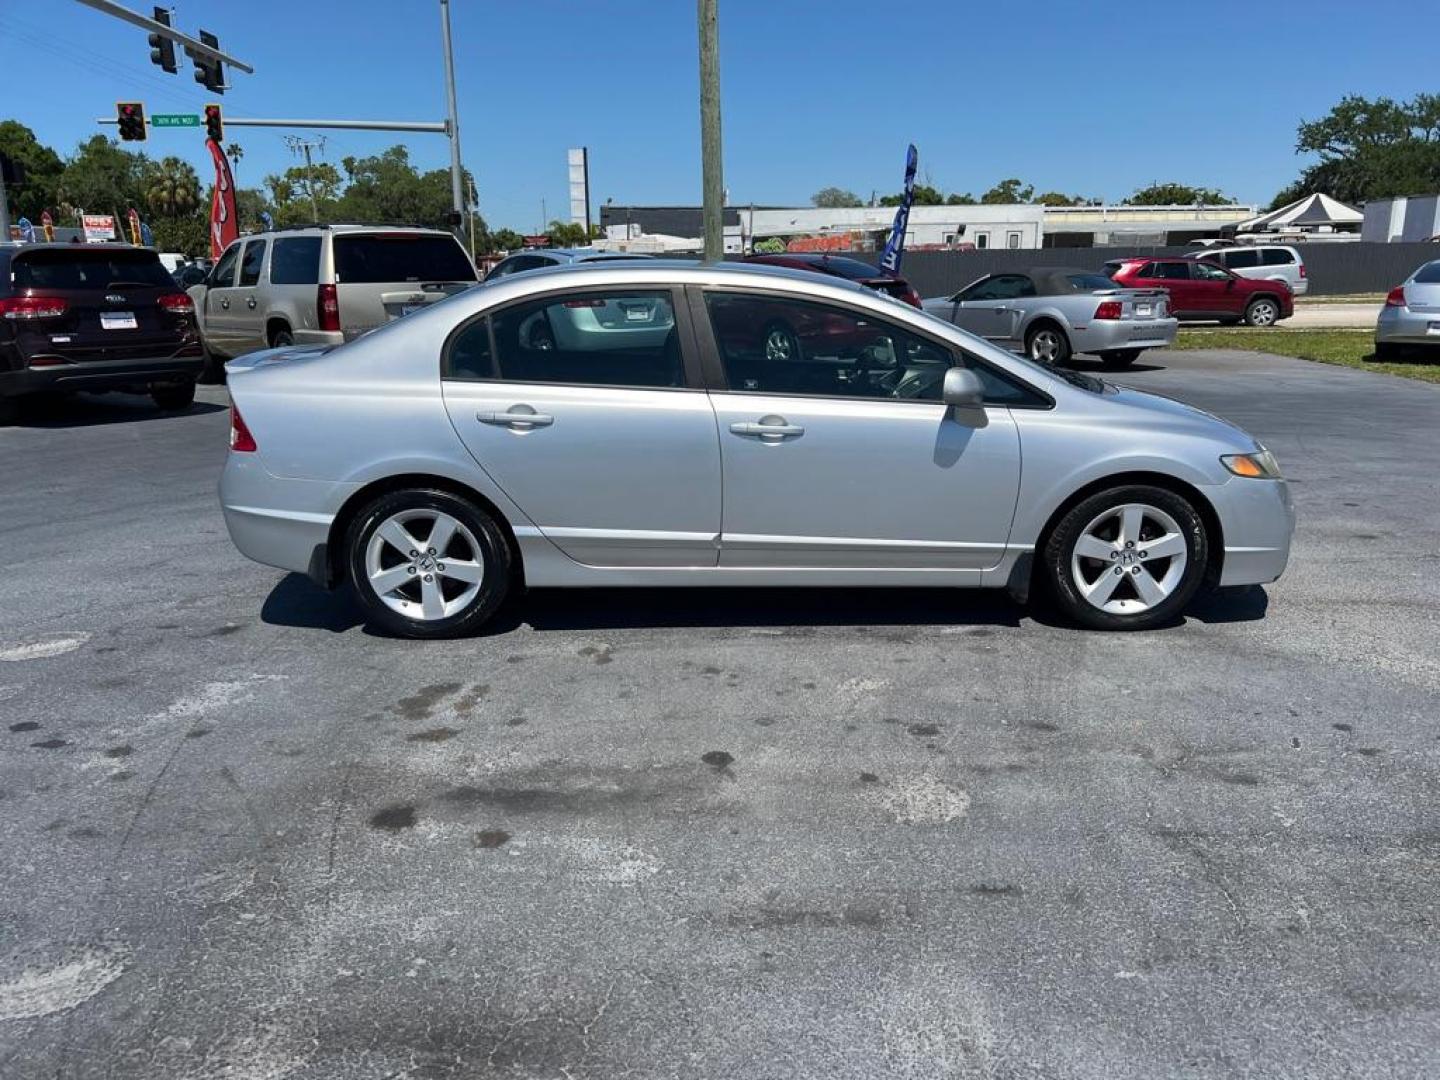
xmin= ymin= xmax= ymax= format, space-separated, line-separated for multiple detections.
xmin=1413 ymin=262 xmax=1440 ymax=284
xmin=334 ymin=234 xmax=477 ymax=284
xmin=1261 ymin=248 xmax=1296 ymax=266
xmin=1224 ymin=249 xmax=1261 ymax=269
xmin=269 ymin=237 xmax=322 ymax=284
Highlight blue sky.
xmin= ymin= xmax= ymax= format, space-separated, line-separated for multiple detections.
xmin=2 ymin=0 xmax=1435 ymax=229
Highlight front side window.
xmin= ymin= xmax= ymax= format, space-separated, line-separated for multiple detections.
xmin=1154 ymin=262 xmax=1193 ymax=281
xmin=211 ymin=243 xmax=241 ymax=287
xmin=962 ymin=275 xmax=1034 ymax=302
xmin=269 ymin=237 xmax=321 ymax=284
xmin=486 ymin=290 xmax=681 ymax=388
xmin=704 ymin=291 xmax=1040 ymax=406
xmin=1192 ymin=261 xmax=1230 ymax=282
xmin=238 ymin=240 xmax=267 ymax=287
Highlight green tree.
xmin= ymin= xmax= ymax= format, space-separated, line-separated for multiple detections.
xmin=234 ymin=187 xmax=274 ymax=232
xmin=811 ymin=186 xmax=862 ymax=208
xmin=1032 ymin=191 xmax=1083 ymax=207
xmin=144 ymin=157 xmax=202 ymax=218
xmin=334 ymin=146 xmax=466 ymax=230
xmin=0 ymin=120 xmax=64 ymax=220
xmin=545 ymin=219 xmax=589 ymax=247
xmin=945 ymin=191 xmax=977 ymax=205
xmin=879 ymin=183 xmax=945 ymax=206
xmin=56 ymin=135 xmax=149 ymax=221
xmin=1124 ymin=182 xmax=1231 ymax=205
xmin=980 ymin=178 xmax=1034 ymax=204
xmin=264 ymin=162 xmax=342 ymax=226
xmin=149 ymin=216 xmax=209 ymax=258
xmin=1274 ymin=93 xmax=1440 ymax=205
xmin=490 ymin=227 xmax=525 ymax=253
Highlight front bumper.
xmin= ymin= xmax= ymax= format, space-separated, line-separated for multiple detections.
xmin=0 ymin=353 xmax=204 ymax=397
xmin=1073 ymin=317 xmax=1178 ymax=354
xmin=1211 ymin=475 xmax=1295 ymax=587
xmin=219 ymin=453 xmax=358 ymax=579
xmin=1376 ymin=306 xmax=1440 ymax=346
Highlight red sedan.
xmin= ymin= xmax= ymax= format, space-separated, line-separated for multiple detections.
xmin=1105 ymin=257 xmax=1293 ymax=327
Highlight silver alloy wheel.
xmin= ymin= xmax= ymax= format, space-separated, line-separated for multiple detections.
xmin=1030 ymin=329 xmax=1063 ymax=363
xmin=1070 ymin=502 xmax=1188 ymax=615
xmin=764 ymin=327 xmax=796 ymax=362
xmin=364 ymin=509 xmax=485 ymax=622
xmin=1248 ymin=299 xmax=1278 ymax=327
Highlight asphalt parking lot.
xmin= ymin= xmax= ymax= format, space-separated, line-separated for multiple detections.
xmin=1 ymin=348 xmax=1438 ymax=1079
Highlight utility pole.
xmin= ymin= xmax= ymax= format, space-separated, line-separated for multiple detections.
xmin=0 ymin=165 xmax=11 ymax=240
xmin=284 ymin=135 xmax=326 ymax=224
xmin=697 ymin=0 xmax=724 ymax=261
xmin=438 ymin=0 xmax=466 ymax=240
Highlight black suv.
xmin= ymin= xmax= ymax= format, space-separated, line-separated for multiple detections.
xmin=0 ymin=243 xmax=204 ymax=422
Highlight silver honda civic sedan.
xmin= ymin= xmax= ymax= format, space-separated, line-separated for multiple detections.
xmin=219 ymin=261 xmax=1293 ymax=637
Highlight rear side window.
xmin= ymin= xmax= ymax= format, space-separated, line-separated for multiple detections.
xmin=239 ymin=240 xmax=267 ymax=287
xmin=444 ymin=317 xmax=494 ymax=379
xmin=1260 ymin=248 xmax=1296 ymax=266
xmin=488 ymin=290 xmax=681 ymax=388
xmin=334 ymin=234 xmax=477 ymax=284
xmin=12 ymin=249 xmax=175 ymax=290
xmin=269 ymin=237 xmax=321 ymax=284
xmin=1224 ymin=249 xmax=1261 ymax=269
xmin=1414 ymin=261 xmax=1440 ymax=284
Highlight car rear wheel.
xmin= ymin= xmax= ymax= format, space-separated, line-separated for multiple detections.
xmin=1099 ymin=349 xmax=1141 ymax=369
xmin=1243 ymin=298 xmax=1280 ymax=327
xmin=1025 ymin=324 xmax=1071 ymax=366
xmin=150 ymin=380 xmax=196 ymax=411
xmin=270 ymin=327 xmax=294 ymax=347
xmin=1373 ymin=341 xmax=1404 ymax=360
xmin=1043 ymin=484 xmax=1208 ymax=631
xmin=346 ymin=488 xmax=512 ymax=639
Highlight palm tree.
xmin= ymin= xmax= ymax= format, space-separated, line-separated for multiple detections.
xmin=144 ymin=157 xmax=201 ymax=218
xmin=225 ymin=143 xmax=244 ymax=169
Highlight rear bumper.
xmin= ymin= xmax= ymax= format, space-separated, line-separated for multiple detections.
xmin=219 ymin=453 xmax=358 ymax=580
xmin=1376 ymin=306 xmax=1440 ymax=345
xmin=0 ymin=353 xmax=204 ymax=397
xmin=1073 ymin=317 xmax=1178 ymax=353
xmin=296 ymin=329 xmax=345 ymax=348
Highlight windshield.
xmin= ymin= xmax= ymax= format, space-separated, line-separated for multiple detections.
xmin=333 ymin=233 xmax=477 ymax=284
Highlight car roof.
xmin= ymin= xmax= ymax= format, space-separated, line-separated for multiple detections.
xmin=479 ymin=258 xmax=881 ymax=299
xmin=745 ymin=252 xmax=892 ymax=279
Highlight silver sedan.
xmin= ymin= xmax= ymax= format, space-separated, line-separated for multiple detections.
xmin=923 ymin=267 xmax=1177 ymax=369
xmin=1375 ymin=259 xmax=1440 ymax=358
xmin=219 ymin=261 xmax=1292 ymax=638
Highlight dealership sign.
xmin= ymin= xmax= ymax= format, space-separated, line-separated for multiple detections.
xmin=82 ymin=214 xmax=117 ymax=243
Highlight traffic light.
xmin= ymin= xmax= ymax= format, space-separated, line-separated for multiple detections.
xmin=117 ymin=102 xmax=147 ymax=142
xmin=147 ymin=7 xmax=176 ymax=74
xmin=204 ymin=104 xmax=223 ymax=143
xmin=187 ymin=30 xmax=225 ymax=94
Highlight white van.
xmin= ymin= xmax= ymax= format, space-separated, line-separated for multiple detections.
xmin=1184 ymin=245 xmax=1307 ymax=295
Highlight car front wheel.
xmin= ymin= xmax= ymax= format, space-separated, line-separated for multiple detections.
xmin=1243 ymin=298 xmax=1280 ymax=327
xmin=346 ymin=488 xmax=512 ymax=639
xmin=1043 ymin=485 xmax=1208 ymax=630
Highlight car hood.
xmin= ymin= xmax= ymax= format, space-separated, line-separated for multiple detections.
xmin=1101 ymin=383 xmax=1259 ymax=451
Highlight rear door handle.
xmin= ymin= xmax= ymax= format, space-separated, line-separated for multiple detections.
xmin=730 ymin=420 xmax=804 ymax=438
xmin=219 ymin=298 xmax=230 ymax=309
xmin=993 ymin=306 xmax=1009 ymax=313
xmin=477 ymin=408 xmax=554 ymax=429
xmin=246 ymin=297 xmax=257 ymax=309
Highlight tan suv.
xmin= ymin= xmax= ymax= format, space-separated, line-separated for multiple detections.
xmin=189 ymin=225 xmax=477 ymax=370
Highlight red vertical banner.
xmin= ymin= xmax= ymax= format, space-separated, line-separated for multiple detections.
xmin=205 ymin=137 xmax=239 ymax=259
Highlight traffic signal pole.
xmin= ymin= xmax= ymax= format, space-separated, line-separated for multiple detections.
xmin=438 ymin=0 xmax=467 ymax=237
xmin=73 ymin=0 xmax=253 ymax=75
xmin=97 ymin=117 xmax=449 ymax=135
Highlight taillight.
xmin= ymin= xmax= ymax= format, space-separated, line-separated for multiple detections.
xmin=229 ymin=407 xmax=257 ymax=452
xmin=1385 ymin=286 xmax=1406 ymax=308
xmin=0 ymin=296 xmax=68 ymax=320
xmin=1093 ymin=301 xmax=1123 ymax=320
xmin=1298 ymin=264 xmax=1307 ymax=279
xmin=902 ymin=286 xmax=922 ymax=308
xmin=157 ymin=292 xmax=195 ymax=315
xmin=317 ymin=284 xmax=341 ymax=332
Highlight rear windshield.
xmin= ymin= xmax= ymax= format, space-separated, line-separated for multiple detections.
xmin=333 ymin=234 xmax=477 ymax=284
xmin=1413 ymin=262 xmax=1440 ymax=283
xmin=810 ymin=256 xmax=885 ymax=280
xmin=1068 ymin=273 xmax=1119 ymax=291
xmin=1102 ymin=262 xmax=1123 ymax=277
xmin=12 ymin=248 xmax=175 ymax=290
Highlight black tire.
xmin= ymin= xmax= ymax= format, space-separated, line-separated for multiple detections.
xmin=0 ymin=396 xmax=18 ymax=426
xmin=270 ymin=326 xmax=294 ymax=348
xmin=198 ymin=341 xmax=226 ymax=385
xmin=761 ymin=321 xmax=802 ymax=363
xmin=1099 ymin=349 xmax=1141 ymax=369
xmin=1042 ymin=484 xmax=1208 ymax=631
xmin=1025 ymin=323 xmax=1071 ymax=366
xmin=346 ymin=488 xmax=512 ymax=639
xmin=150 ymin=379 xmax=197 ymax=411
xmin=1243 ymin=297 xmax=1281 ymax=328
xmin=1372 ymin=341 xmax=1404 ymax=361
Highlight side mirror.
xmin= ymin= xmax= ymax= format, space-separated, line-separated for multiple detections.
xmin=942 ymin=367 xmax=985 ymax=408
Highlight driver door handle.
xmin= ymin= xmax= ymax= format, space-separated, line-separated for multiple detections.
xmin=993 ymin=306 xmax=1009 ymax=313
xmin=477 ymin=408 xmax=554 ymax=429
xmin=730 ymin=420 xmax=804 ymax=439
xmin=219 ymin=297 xmax=230 ymax=309
xmin=246 ymin=297 xmax=257 ymax=309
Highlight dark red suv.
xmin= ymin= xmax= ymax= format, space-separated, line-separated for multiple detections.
xmin=743 ymin=253 xmax=923 ymax=308
xmin=0 ymin=244 xmax=203 ymax=422
xmin=1105 ymin=256 xmax=1293 ymax=327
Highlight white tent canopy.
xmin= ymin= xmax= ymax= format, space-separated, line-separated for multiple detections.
xmin=1234 ymin=193 xmax=1362 ymax=233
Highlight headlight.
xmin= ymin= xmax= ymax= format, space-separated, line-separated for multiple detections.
xmin=1221 ymin=447 xmax=1282 ymax=479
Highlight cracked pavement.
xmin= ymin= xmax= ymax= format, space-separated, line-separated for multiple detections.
xmin=0 ymin=347 xmax=1437 ymax=1078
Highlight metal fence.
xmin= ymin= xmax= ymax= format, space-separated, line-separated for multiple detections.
xmin=886 ymin=242 xmax=1438 ymax=298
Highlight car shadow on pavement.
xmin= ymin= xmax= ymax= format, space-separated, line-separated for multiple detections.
xmin=1066 ymin=356 xmax=1167 ymax=374
xmin=9 ymin=392 xmax=225 ymax=428
xmin=261 ymin=573 xmax=366 ymax=633
xmin=1185 ymin=584 xmax=1270 ymax=624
